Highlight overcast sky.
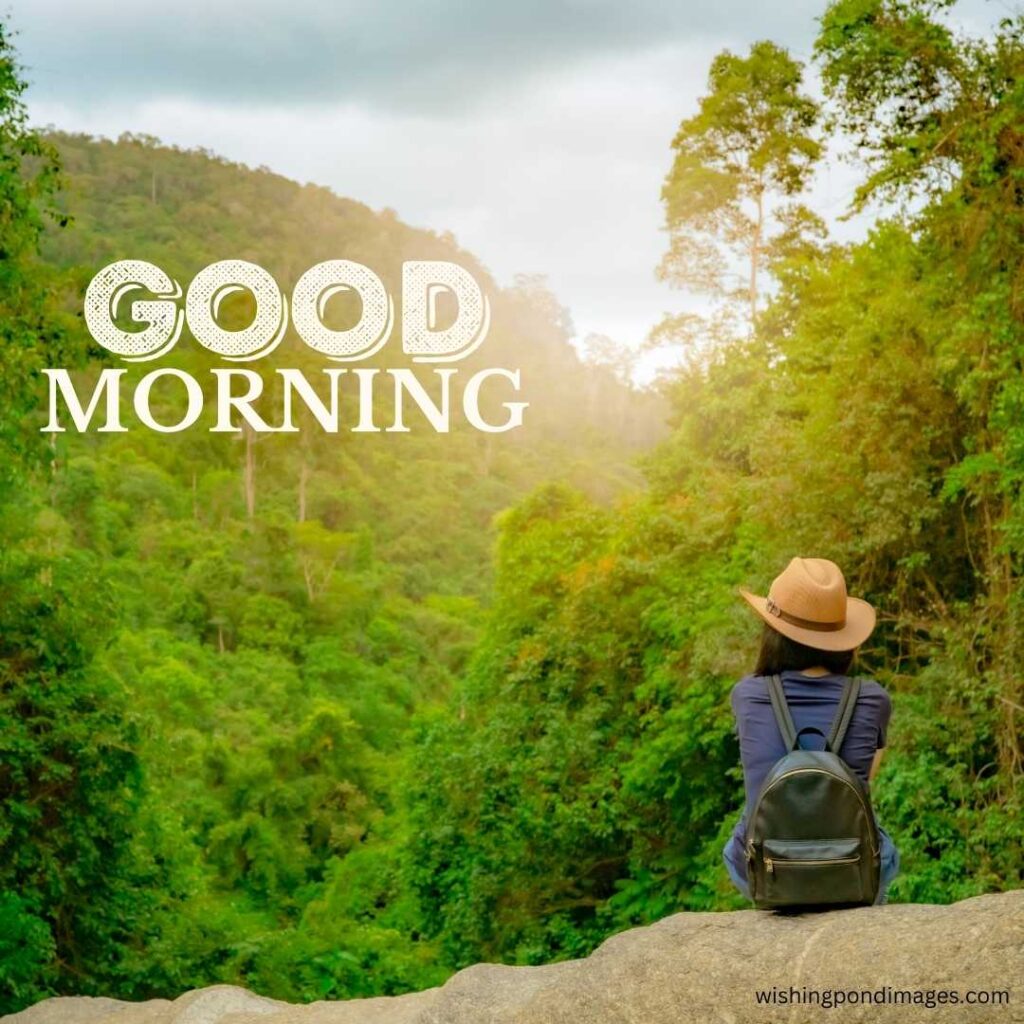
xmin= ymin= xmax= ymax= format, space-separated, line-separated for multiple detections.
xmin=12 ymin=0 xmax=1009 ymax=382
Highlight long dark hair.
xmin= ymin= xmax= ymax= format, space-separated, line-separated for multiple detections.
xmin=754 ymin=623 xmax=855 ymax=677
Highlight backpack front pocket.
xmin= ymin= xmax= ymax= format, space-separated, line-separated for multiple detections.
xmin=759 ymin=837 xmax=867 ymax=906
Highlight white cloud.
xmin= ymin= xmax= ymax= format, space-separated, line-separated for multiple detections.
xmin=20 ymin=0 xmax=1009 ymax=385
xmin=29 ymin=40 xmax=721 ymax=383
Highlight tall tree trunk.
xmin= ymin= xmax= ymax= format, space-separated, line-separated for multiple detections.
xmin=48 ymin=431 xmax=57 ymax=507
xmin=244 ymin=424 xmax=255 ymax=520
xmin=302 ymin=558 xmax=315 ymax=604
xmin=298 ymin=456 xmax=309 ymax=523
xmin=750 ymin=181 xmax=763 ymax=323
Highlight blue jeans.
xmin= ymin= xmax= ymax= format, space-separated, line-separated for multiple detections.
xmin=723 ymin=825 xmax=899 ymax=905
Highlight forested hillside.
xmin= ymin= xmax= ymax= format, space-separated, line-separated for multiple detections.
xmin=2 ymin=0 xmax=1023 ymax=1015
xmin=1 ymin=49 xmax=664 ymax=1010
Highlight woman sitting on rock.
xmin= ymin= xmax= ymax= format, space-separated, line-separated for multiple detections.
xmin=723 ymin=557 xmax=900 ymax=907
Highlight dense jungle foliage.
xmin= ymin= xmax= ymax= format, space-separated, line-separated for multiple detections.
xmin=1 ymin=0 xmax=1022 ymax=1012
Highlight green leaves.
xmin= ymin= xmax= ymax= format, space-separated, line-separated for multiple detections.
xmin=2 ymin=2 xmax=1024 ymax=1011
xmin=399 ymin=10 xmax=1024 ymax=974
xmin=659 ymin=40 xmax=821 ymax=324
xmin=816 ymin=0 xmax=962 ymax=202
xmin=0 ymin=894 xmax=55 ymax=1015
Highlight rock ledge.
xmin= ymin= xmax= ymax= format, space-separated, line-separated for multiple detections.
xmin=5 ymin=891 xmax=1022 ymax=1024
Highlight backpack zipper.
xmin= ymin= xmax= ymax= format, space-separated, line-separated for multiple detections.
xmin=765 ymin=853 xmax=860 ymax=875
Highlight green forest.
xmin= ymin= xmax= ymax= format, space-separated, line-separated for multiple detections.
xmin=1 ymin=0 xmax=1022 ymax=1013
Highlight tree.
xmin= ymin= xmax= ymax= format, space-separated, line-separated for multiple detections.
xmin=0 ymin=20 xmax=149 ymax=1012
xmin=816 ymin=0 xmax=1024 ymax=787
xmin=659 ymin=41 xmax=821 ymax=327
xmin=0 ymin=20 xmax=71 ymax=479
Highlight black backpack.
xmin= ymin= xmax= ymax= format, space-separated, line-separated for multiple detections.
xmin=745 ymin=674 xmax=881 ymax=909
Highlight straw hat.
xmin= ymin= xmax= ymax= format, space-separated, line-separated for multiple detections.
xmin=739 ymin=557 xmax=875 ymax=652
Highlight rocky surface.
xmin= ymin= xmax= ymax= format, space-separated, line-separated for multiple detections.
xmin=6 ymin=891 xmax=1022 ymax=1024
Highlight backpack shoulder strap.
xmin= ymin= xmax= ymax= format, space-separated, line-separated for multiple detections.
xmin=827 ymin=676 xmax=862 ymax=753
xmin=767 ymin=674 xmax=798 ymax=750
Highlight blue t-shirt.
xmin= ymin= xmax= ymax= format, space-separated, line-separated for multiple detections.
xmin=727 ymin=671 xmax=891 ymax=848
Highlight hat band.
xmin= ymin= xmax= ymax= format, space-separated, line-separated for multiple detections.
xmin=765 ymin=596 xmax=846 ymax=632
